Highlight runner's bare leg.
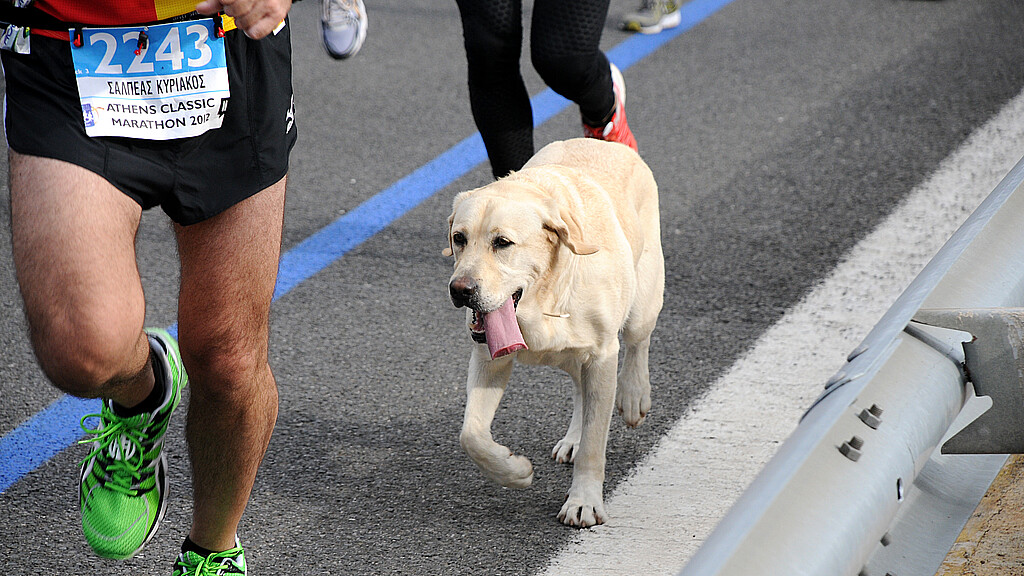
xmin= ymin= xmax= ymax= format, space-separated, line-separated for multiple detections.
xmin=8 ymin=152 xmax=156 ymax=406
xmin=174 ymin=177 xmax=286 ymax=552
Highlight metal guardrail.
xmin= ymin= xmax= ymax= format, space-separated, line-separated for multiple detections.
xmin=678 ymin=154 xmax=1024 ymax=576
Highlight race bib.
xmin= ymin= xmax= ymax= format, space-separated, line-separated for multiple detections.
xmin=70 ymin=20 xmax=230 ymax=140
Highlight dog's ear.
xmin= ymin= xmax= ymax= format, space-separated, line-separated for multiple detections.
xmin=442 ymin=211 xmax=455 ymax=257
xmin=544 ymin=201 xmax=600 ymax=256
xmin=444 ymin=190 xmax=475 ymax=257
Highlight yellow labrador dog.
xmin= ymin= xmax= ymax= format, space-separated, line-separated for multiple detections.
xmin=444 ymin=138 xmax=664 ymax=527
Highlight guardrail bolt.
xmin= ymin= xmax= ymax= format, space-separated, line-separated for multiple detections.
xmin=881 ymin=532 xmax=892 ymax=547
xmin=839 ymin=436 xmax=864 ymax=461
xmin=858 ymin=404 xmax=884 ymax=429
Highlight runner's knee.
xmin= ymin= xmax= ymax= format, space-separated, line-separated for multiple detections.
xmin=531 ymin=51 xmax=597 ymax=99
xmin=30 ymin=320 xmax=146 ymax=397
xmin=178 ymin=330 xmax=270 ymax=398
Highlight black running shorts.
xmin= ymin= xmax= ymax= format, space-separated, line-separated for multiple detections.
xmin=1 ymin=20 xmax=297 ymax=225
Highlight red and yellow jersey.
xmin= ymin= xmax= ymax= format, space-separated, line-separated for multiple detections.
xmin=29 ymin=1 xmax=236 ymax=40
xmin=34 ymin=0 xmax=199 ymax=26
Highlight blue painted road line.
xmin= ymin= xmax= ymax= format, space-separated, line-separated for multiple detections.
xmin=273 ymin=134 xmax=489 ymax=300
xmin=0 ymin=0 xmax=735 ymax=494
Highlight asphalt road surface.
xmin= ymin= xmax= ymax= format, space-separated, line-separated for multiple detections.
xmin=2 ymin=0 xmax=1024 ymax=574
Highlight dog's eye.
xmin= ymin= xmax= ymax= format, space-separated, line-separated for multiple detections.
xmin=452 ymin=232 xmax=467 ymax=247
xmin=492 ymin=236 xmax=514 ymax=249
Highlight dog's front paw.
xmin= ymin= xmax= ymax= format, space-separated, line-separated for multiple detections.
xmin=480 ymin=451 xmax=534 ymax=489
xmin=462 ymin=432 xmax=535 ymax=488
xmin=616 ymin=383 xmax=651 ymax=428
xmin=558 ymin=493 xmax=607 ymax=528
xmin=551 ymin=435 xmax=580 ymax=464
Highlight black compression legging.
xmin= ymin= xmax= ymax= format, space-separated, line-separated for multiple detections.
xmin=455 ymin=0 xmax=616 ymax=179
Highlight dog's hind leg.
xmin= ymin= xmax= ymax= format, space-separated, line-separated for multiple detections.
xmin=552 ymin=366 xmax=583 ymax=464
xmin=616 ymin=246 xmax=665 ymax=428
xmin=617 ymin=332 xmax=652 ymax=428
xmin=460 ymin=347 xmax=534 ymax=489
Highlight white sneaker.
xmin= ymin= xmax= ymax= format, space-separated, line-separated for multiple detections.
xmin=321 ymin=0 xmax=367 ymax=60
xmin=621 ymin=0 xmax=682 ymax=34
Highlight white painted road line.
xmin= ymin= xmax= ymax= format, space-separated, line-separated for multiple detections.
xmin=540 ymin=89 xmax=1024 ymax=576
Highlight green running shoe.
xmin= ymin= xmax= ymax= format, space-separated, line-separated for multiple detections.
xmin=78 ymin=328 xmax=187 ymax=559
xmin=621 ymin=0 xmax=682 ymax=34
xmin=173 ymin=540 xmax=247 ymax=576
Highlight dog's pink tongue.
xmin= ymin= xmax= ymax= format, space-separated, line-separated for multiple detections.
xmin=483 ymin=297 xmax=528 ymax=359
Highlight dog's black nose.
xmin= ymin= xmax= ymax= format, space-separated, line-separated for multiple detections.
xmin=449 ymin=276 xmax=477 ymax=308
